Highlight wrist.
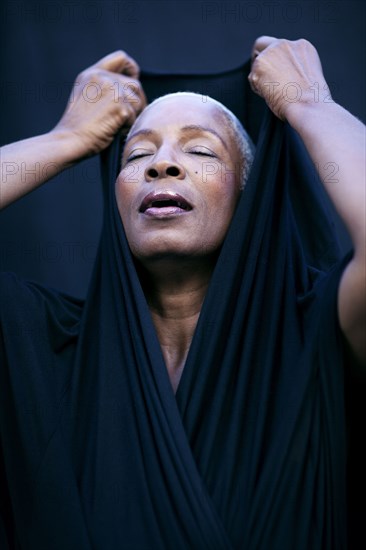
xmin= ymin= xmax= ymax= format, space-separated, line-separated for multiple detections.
xmin=48 ymin=126 xmax=92 ymax=166
xmin=283 ymin=80 xmax=335 ymax=127
xmin=285 ymin=95 xmax=337 ymax=129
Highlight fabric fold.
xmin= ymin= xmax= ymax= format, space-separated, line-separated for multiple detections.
xmin=0 ymin=59 xmax=350 ymax=549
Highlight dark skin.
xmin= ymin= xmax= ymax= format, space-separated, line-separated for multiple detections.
xmin=116 ymin=95 xmax=243 ymax=392
xmin=1 ymin=39 xmax=365 ymax=393
xmin=249 ymin=37 xmax=365 ymax=366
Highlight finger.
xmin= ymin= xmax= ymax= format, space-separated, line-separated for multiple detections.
xmin=132 ymin=84 xmax=147 ymax=114
xmin=120 ymin=102 xmax=138 ymax=128
xmin=93 ymin=50 xmax=140 ymax=78
xmin=247 ymin=71 xmax=261 ymax=95
xmin=111 ymin=77 xmax=147 ymax=114
xmin=251 ymin=35 xmax=278 ymax=60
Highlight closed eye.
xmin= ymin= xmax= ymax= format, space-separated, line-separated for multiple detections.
xmin=188 ymin=147 xmax=217 ymax=158
xmin=191 ymin=151 xmax=216 ymax=157
xmin=125 ymin=146 xmax=217 ymax=163
xmin=126 ymin=152 xmax=152 ymax=163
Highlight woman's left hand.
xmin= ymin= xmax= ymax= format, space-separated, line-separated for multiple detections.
xmin=248 ymin=36 xmax=330 ymax=122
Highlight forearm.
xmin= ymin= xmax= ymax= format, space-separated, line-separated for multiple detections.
xmin=0 ymin=50 xmax=146 ymax=211
xmin=287 ymin=101 xmax=366 ymax=256
xmin=249 ymin=37 xmax=365 ymax=256
xmin=249 ymin=36 xmax=366 ymax=362
xmin=0 ymin=129 xmax=83 ymax=210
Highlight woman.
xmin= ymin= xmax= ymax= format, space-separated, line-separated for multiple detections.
xmin=0 ymin=37 xmax=365 ymax=548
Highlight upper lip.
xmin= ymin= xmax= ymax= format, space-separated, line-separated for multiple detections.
xmin=139 ymin=191 xmax=193 ymax=213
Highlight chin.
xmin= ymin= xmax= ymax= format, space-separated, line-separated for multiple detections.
xmin=125 ymin=230 xmax=227 ymax=267
xmin=131 ymin=241 xmax=223 ymax=271
xmin=132 ymin=247 xmax=195 ymax=264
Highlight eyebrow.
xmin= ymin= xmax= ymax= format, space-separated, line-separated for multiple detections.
xmin=125 ymin=124 xmax=229 ymax=150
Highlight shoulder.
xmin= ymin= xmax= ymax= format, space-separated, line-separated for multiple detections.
xmin=337 ymin=251 xmax=366 ymax=366
xmin=305 ymin=250 xmax=366 ymax=368
xmin=0 ymin=270 xmax=83 ymax=314
xmin=299 ymin=253 xmax=353 ymax=362
xmin=0 ymin=271 xmax=83 ymax=347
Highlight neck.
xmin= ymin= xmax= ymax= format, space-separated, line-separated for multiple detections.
xmin=137 ymin=257 xmax=215 ymax=393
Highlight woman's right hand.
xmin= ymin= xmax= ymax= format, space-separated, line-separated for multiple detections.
xmin=52 ymin=50 xmax=147 ymax=158
xmin=0 ymin=51 xmax=147 ymax=209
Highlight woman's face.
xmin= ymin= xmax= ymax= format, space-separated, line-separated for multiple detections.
xmin=115 ymin=95 xmax=243 ymax=264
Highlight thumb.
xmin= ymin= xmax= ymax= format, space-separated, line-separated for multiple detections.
xmin=251 ymin=35 xmax=278 ymax=60
xmin=92 ymin=50 xmax=140 ymax=78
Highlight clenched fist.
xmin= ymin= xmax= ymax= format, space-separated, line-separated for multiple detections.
xmin=248 ymin=36 xmax=331 ymax=122
xmin=53 ymin=50 xmax=147 ymax=158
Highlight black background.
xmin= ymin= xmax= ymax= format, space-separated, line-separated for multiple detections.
xmin=0 ymin=2 xmax=365 ymax=545
xmin=1 ymin=0 xmax=365 ymax=298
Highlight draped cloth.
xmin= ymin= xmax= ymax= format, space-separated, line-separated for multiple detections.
xmin=0 ymin=61 xmax=352 ymax=548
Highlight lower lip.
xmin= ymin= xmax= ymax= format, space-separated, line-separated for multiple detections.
xmin=142 ymin=207 xmax=191 ymax=218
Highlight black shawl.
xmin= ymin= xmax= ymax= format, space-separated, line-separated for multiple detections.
xmin=0 ymin=61 xmax=352 ymax=549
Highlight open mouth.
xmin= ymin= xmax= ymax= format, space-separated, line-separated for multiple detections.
xmin=139 ymin=193 xmax=193 ymax=214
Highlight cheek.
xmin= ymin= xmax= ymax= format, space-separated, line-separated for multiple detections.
xmin=115 ymin=175 xmax=134 ymax=220
xmin=204 ymin=184 xmax=240 ymax=246
xmin=206 ymin=173 xmax=241 ymax=217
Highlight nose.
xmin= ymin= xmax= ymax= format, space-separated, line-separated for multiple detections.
xmin=144 ymin=155 xmax=186 ymax=182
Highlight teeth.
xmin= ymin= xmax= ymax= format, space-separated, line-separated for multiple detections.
xmin=141 ymin=197 xmax=191 ymax=212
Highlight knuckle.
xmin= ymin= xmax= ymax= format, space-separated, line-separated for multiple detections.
xmin=251 ymin=57 xmax=262 ymax=72
xmin=76 ymin=69 xmax=88 ymax=82
xmin=129 ymin=81 xmax=143 ymax=100
xmin=123 ymin=78 xmax=139 ymax=91
xmin=297 ymin=38 xmax=310 ymax=46
xmin=113 ymin=107 xmax=126 ymax=125
xmin=115 ymin=49 xmax=128 ymax=59
xmin=130 ymin=79 xmax=142 ymax=93
xmin=99 ymin=76 xmax=115 ymax=89
xmin=79 ymin=68 xmax=103 ymax=83
xmin=123 ymin=75 xmax=139 ymax=87
xmin=119 ymin=102 xmax=133 ymax=116
xmin=118 ymin=79 xmax=143 ymax=101
xmin=279 ymin=38 xmax=291 ymax=48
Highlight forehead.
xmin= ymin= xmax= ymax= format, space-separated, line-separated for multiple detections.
xmin=130 ymin=95 xmax=230 ymax=140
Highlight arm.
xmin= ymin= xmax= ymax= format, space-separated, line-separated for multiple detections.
xmin=0 ymin=50 xmax=146 ymax=210
xmin=249 ymin=36 xmax=366 ymax=365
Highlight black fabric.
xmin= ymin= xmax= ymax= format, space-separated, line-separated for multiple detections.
xmin=0 ymin=61 xmax=352 ymax=549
